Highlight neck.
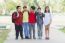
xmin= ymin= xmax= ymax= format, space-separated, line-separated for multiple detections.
xmin=38 ymin=11 xmax=41 ymax=13
xmin=17 ymin=11 xmax=21 ymax=13
xmin=31 ymin=10 xmax=34 ymax=12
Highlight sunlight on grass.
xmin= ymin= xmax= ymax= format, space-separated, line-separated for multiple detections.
xmin=0 ymin=29 xmax=10 ymax=43
xmin=59 ymin=27 xmax=65 ymax=33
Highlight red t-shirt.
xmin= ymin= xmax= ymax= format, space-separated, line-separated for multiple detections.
xmin=29 ymin=11 xmax=36 ymax=23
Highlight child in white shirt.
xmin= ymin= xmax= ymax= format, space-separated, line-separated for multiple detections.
xmin=44 ymin=6 xmax=52 ymax=40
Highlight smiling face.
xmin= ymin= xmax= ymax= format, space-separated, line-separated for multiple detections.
xmin=46 ymin=7 xmax=49 ymax=12
xmin=16 ymin=6 xmax=21 ymax=12
xmin=17 ymin=7 xmax=21 ymax=12
xmin=38 ymin=9 xmax=41 ymax=12
xmin=45 ymin=6 xmax=50 ymax=13
xmin=23 ymin=6 xmax=27 ymax=11
xmin=23 ymin=7 xmax=27 ymax=11
xmin=38 ymin=8 xmax=41 ymax=13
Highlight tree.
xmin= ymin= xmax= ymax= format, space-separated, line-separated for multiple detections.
xmin=61 ymin=0 xmax=65 ymax=12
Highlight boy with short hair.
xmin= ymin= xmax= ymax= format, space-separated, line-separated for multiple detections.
xmin=35 ymin=7 xmax=45 ymax=39
xmin=29 ymin=6 xmax=36 ymax=39
xmin=12 ymin=6 xmax=23 ymax=40
xmin=22 ymin=6 xmax=29 ymax=39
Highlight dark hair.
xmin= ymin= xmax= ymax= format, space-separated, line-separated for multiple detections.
xmin=38 ymin=7 xmax=41 ymax=10
xmin=44 ymin=6 xmax=50 ymax=13
xmin=16 ymin=6 xmax=21 ymax=9
xmin=31 ymin=6 xmax=36 ymax=10
xmin=23 ymin=6 xmax=27 ymax=9
xmin=37 ymin=7 xmax=41 ymax=11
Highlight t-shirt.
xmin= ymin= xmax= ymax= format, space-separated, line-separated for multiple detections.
xmin=29 ymin=11 xmax=36 ymax=23
xmin=23 ymin=11 xmax=29 ymax=22
xmin=35 ymin=11 xmax=45 ymax=24
xmin=44 ymin=13 xmax=52 ymax=25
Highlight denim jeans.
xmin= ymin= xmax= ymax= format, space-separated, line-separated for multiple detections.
xmin=37 ymin=23 xmax=43 ymax=39
xmin=29 ymin=23 xmax=35 ymax=39
xmin=23 ymin=22 xmax=29 ymax=37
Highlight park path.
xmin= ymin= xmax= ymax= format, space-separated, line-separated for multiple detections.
xmin=4 ymin=24 xmax=65 ymax=43
xmin=4 ymin=14 xmax=65 ymax=43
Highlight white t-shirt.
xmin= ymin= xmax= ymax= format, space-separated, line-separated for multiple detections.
xmin=44 ymin=13 xmax=52 ymax=25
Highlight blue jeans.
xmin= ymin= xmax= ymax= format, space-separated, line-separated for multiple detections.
xmin=29 ymin=23 xmax=35 ymax=39
xmin=37 ymin=23 xmax=43 ymax=39
xmin=23 ymin=22 xmax=29 ymax=37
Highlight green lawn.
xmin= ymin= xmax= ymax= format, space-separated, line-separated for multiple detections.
xmin=59 ymin=27 xmax=65 ymax=33
xmin=0 ymin=29 xmax=10 ymax=43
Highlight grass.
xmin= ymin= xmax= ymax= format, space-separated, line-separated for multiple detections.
xmin=0 ymin=29 xmax=10 ymax=43
xmin=59 ymin=27 xmax=65 ymax=33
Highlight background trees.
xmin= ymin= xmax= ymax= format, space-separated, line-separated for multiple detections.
xmin=0 ymin=0 xmax=65 ymax=15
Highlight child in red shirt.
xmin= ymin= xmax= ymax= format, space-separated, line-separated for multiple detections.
xmin=29 ymin=6 xmax=36 ymax=39
xmin=12 ymin=6 xmax=23 ymax=40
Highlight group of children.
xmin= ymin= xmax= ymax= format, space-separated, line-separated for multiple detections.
xmin=12 ymin=5 xmax=52 ymax=40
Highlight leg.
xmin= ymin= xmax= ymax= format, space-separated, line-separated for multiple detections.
xmin=15 ymin=24 xmax=19 ymax=40
xmin=29 ymin=23 xmax=32 ymax=39
xmin=19 ymin=25 xmax=23 ymax=39
xmin=45 ymin=26 xmax=48 ymax=38
xmin=23 ymin=23 xmax=29 ymax=39
xmin=37 ymin=23 xmax=40 ymax=39
xmin=15 ymin=30 xmax=19 ymax=39
xmin=39 ymin=24 xmax=43 ymax=39
xmin=37 ymin=23 xmax=43 ymax=39
xmin=32 ymin=24 xmax=36 ymax=39
xmin=23 ymin=23 xmax=27 ymax=38
xmin=47 ymin=26 xmax=50 ymax=39
xmin=26 ymin=23 xmax=29 ymax=38
xmin=45 ymin=25 xmax=50 ymax=40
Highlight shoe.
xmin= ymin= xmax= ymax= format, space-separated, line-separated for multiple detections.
xmin=38 ymin=37 xmax=42 ymax=39
xmin=21 ymin=37 xmax=23 ymax=39
xmin=38 ymin=36 xmax=42 ymax=39
xmin=25 ymin=36 xmax=30 ymax=39
xmin=15 ymin=38 xmax=18 ymax=40
xmin=33 ymin=37 xmax=36 ymax=39
xmin=45 ymin=37 xmax=49 ymax=40
xmin=29 ymin=37 xmax=32 ymax=39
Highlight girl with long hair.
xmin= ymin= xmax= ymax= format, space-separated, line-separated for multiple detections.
xmin=44 ymin=6 xmax=52 ymax=40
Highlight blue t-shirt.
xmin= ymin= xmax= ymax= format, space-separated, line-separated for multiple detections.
xmin=35 ymin=11 xmax=45 ymax=24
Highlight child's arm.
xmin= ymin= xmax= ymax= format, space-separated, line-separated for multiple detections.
xmin=12 ymin=12 xmax=18 ymax=19
xmin=49 ymin=13 xmax=52 ymax=25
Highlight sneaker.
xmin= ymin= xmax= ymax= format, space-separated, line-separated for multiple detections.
xmin=21 ymin=37 xmax=23 ymax=39
xmin=33 ymin=37 xmax=36 ymax=39
xmin=45 ymin=37 xmax=49 ymax=40
xmin=38 ymin=37 xmax=42 ymax=39
xmin=25 ymin=36 xmax=30 ymax=39
xmin=15 ymin=38 xmax=18 ymax=40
